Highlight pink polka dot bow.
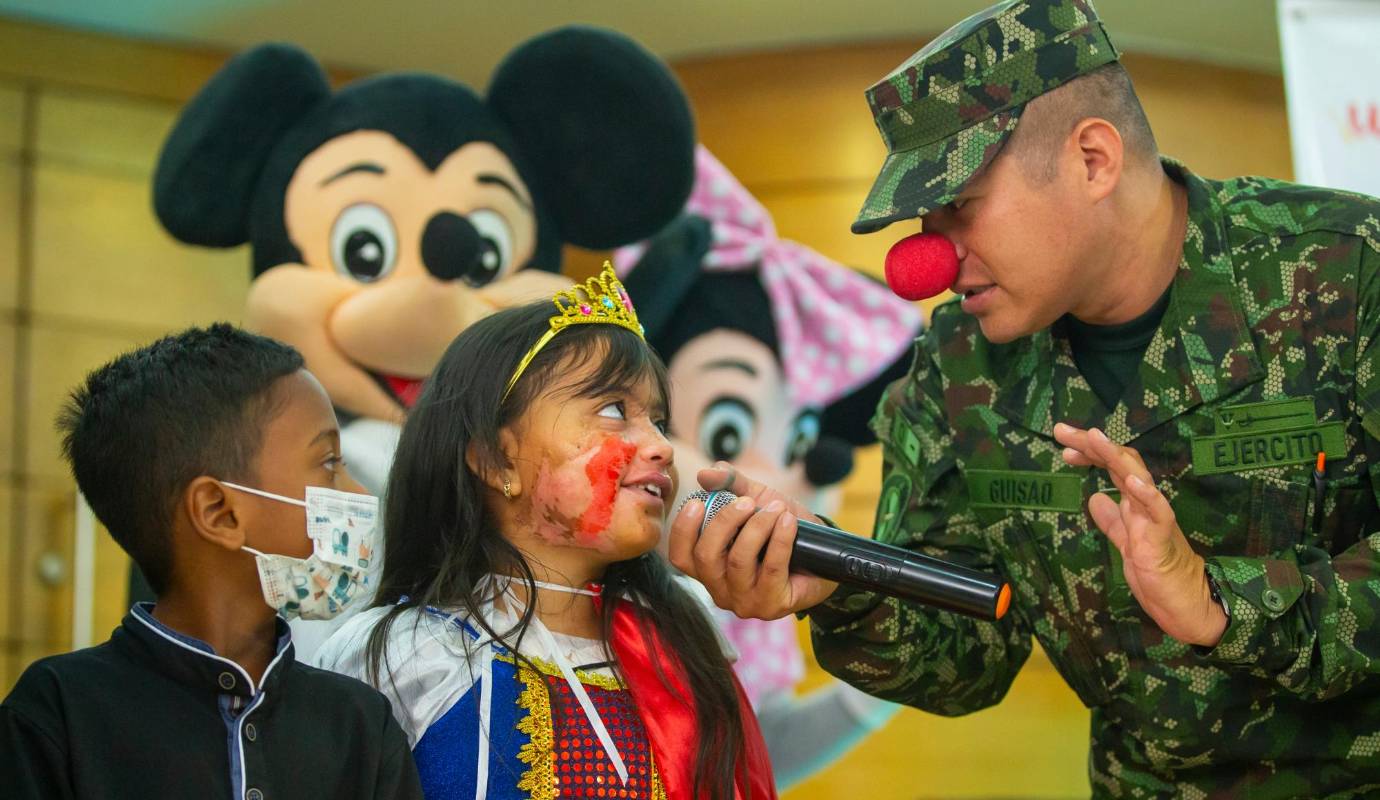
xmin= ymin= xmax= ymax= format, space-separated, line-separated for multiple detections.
xmin=615 ymin=145 xmax=922 ymax=408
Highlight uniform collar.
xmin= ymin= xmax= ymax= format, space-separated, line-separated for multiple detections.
xmin=993 ymin=158 xmax=1264 ymax=442
xmin=115 ymin=602 xmax=295 ymax=699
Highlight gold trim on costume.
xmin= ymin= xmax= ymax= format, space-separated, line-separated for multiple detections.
xmin=514 ymin=661 xmax=556 ymax=800
xmin=505 ymin=653 xmax=666 ymax=799
xmin=496 ymin=650 xmax=625 ymax=691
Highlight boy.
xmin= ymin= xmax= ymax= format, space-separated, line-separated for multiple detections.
xmin=0 ymin=324 xmax=422 ymax=799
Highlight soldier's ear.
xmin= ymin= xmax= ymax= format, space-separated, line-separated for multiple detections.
xmin=154 ymin=43 xmax=330 ymax=248
xmin=487 ymin=26 xmax=695 ymax=249
xmin=1070 ymin=117 xmax=1124 ymax=203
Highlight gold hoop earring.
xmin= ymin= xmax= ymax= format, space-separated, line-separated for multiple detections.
xmin=502 ymin=480 xmax=512 ymax=499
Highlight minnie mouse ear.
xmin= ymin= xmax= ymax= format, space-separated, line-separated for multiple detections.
xmin=619 ymin=214 xmax=713 ymax=341
xmin=804 ymin=435 xmax=856 ymax=487
xmin=488 ymin=26 xmax=695 ymax=249
xmin=819 ymin=342 xmax=916 ymax=447
xmin=153 ymin=44 xmax=330 ymax=248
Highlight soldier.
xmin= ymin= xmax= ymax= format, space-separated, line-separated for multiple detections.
xmin=667 ymin=0 xmax=1380 ymax=796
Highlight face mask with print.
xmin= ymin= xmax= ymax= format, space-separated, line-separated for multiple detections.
xmin=221 ymin=482 xmax=379 ymax=620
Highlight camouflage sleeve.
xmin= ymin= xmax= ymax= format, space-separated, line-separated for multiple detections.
xmin=1203 ymin=238 xmax=1380 ymax=699
xmin=807 ymin=331 xmax=1034 ymax=715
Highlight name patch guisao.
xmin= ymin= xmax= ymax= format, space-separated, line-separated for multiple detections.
xmin=1192 ymin=396 xmax=1345 ymax=475
xmin=966 ymin=469 xmax=1082 ymax=512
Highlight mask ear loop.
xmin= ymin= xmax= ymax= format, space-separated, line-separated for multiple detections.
xmin=220 ymin=481 xmax=307 ymax=507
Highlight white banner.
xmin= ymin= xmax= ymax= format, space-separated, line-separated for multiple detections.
xmin=1278 ymin=0 xmax=1380 ymax=196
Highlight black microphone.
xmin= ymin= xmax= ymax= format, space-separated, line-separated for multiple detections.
xmin=685 ymin=489 xmax=1011 ymax=621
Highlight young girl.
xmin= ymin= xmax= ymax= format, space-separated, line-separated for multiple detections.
xmin=614 ymin=146 xmax=909 ymax=788
xmin=314 ymin=265 xmax=774 ymax=800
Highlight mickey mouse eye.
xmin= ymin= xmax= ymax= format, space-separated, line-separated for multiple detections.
xmin=331 ymin=203 xmax=398 ymax=283
xmin=465 ymin=209 xmax=514 ymax=288
xmin=786 ymin=410 xmax=822 ymax=466
xmin=699 ymin=398 xmax=756 ymax=463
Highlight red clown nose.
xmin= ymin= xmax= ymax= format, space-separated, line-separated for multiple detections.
xmin=884 ymin=233 xmax=959 ymax=301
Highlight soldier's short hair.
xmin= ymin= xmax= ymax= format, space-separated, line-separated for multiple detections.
xmin=1006 ymin=62 xmax=1159 ymax=183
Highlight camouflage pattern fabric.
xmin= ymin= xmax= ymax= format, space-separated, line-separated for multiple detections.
xmin=812 ymin=159 xmax=1380 ymax=798
xmin=853 ymin=0 xmax=1119 ymax=234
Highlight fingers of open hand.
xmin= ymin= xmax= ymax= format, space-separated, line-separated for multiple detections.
xmin=1087 ymin=491 xmax=1128 ymax=552
xmin=1055 ymin=423 xmax=1115 ymax=470
xmin=1086 ymin=429 xmax=1151 ymax=491
xmin=1127 ymin=474 xmax=1173 ymax=524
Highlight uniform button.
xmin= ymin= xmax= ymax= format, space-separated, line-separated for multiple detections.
xmin=245 ymin=789 xmax=263 ymax=800
xmin=245 ymin=722 xmax=257 ymax=742
xmin=218 ymin=672 xmax=236 ymax=690
xmin=1262 ymin=589 xmax=1287 ymax=612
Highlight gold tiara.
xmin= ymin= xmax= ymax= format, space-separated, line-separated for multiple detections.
xmin=503 ymin=262 xmax=645 ymax=400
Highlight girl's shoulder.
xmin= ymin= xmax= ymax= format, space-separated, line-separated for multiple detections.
xmin=312 ymin=605 xmax=485 ymax=676
xmin=311 ymin=605 xmax=492 ymax=748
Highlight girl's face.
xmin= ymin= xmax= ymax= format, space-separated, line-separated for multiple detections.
xmin=504 ymin=353 xmax=676 ymax=566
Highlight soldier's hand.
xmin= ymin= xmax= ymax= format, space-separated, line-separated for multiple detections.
xmin=1054 ymin=424 xmax=1228 ymax=648
xmin=668 ymin=462 xmax=839 ymax=620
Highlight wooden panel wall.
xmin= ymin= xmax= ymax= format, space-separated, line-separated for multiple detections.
xmin=0 ymin=15 xmax=1291 ymax=799
xmin=0 ymin=17 xmax=359 ymax=691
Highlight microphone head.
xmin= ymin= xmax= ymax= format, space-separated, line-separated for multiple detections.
xmin=681 ymin=489 xmax=739 ymax=531
xmin=884 ymin=232 xmax=959 ymax=301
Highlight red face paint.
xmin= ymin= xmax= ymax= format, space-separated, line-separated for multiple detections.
xmin=576 ymin=436 xmax=637 ymax=542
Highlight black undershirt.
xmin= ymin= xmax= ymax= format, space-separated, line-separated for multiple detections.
xmin=1063 ymin=286 xmax=1172 ymax=409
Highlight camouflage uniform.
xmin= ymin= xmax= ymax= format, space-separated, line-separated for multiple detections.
xmin=812 ymin=0 xmax=1380 ymax=797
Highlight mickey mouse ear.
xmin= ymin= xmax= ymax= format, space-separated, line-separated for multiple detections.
xmin=488 ymin=26 xmax=695 ymax=250
xmin=153 ymin=43 xmax=330 ymax=248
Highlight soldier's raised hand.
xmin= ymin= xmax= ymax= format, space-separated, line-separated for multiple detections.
xmin=1054 ymin=424 xmax=1228 ymax=648
xmin=668 ymin=462 xmax=839 ymax=620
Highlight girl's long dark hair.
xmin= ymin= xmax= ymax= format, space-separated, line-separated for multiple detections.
xmin=365 ymin=300 xmax=748 ymax=798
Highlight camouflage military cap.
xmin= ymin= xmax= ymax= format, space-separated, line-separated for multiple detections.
xmin=852 ymin=0 xmax=1120 ymax=234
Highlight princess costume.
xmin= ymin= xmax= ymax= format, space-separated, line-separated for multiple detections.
xmin=314 ymin=266 xmax=775 ymax=800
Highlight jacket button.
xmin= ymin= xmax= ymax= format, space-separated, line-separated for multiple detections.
xmin=245 ymin=722 xmax=257 ymax=742
xmin=218 ymin=672 xmax=236 ymax=690
xmin=245 ymin=789 xmax=263 ymax=800
xmin=1262 ymin=589 xmax=1287 ymax=612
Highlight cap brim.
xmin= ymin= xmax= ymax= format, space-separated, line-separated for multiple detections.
xmin=851 ymin=110 xmax=1022 ymax=235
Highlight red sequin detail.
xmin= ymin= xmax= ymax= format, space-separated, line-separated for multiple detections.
xmin=544 ymin=675 xmax=658 ymax=798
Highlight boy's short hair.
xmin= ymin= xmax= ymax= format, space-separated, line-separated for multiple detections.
xmin=56 ymin=324 xmax=305 ymax=594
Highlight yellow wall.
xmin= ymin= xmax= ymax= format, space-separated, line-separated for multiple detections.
xmin=0 ymin=17 xmax=361 ymax=691
xmin=0 ymin=16 xmax=1291 ymax=799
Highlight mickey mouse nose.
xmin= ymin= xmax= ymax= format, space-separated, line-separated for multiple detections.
xmin=420 ymin=212 xmax=481 ymax=283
